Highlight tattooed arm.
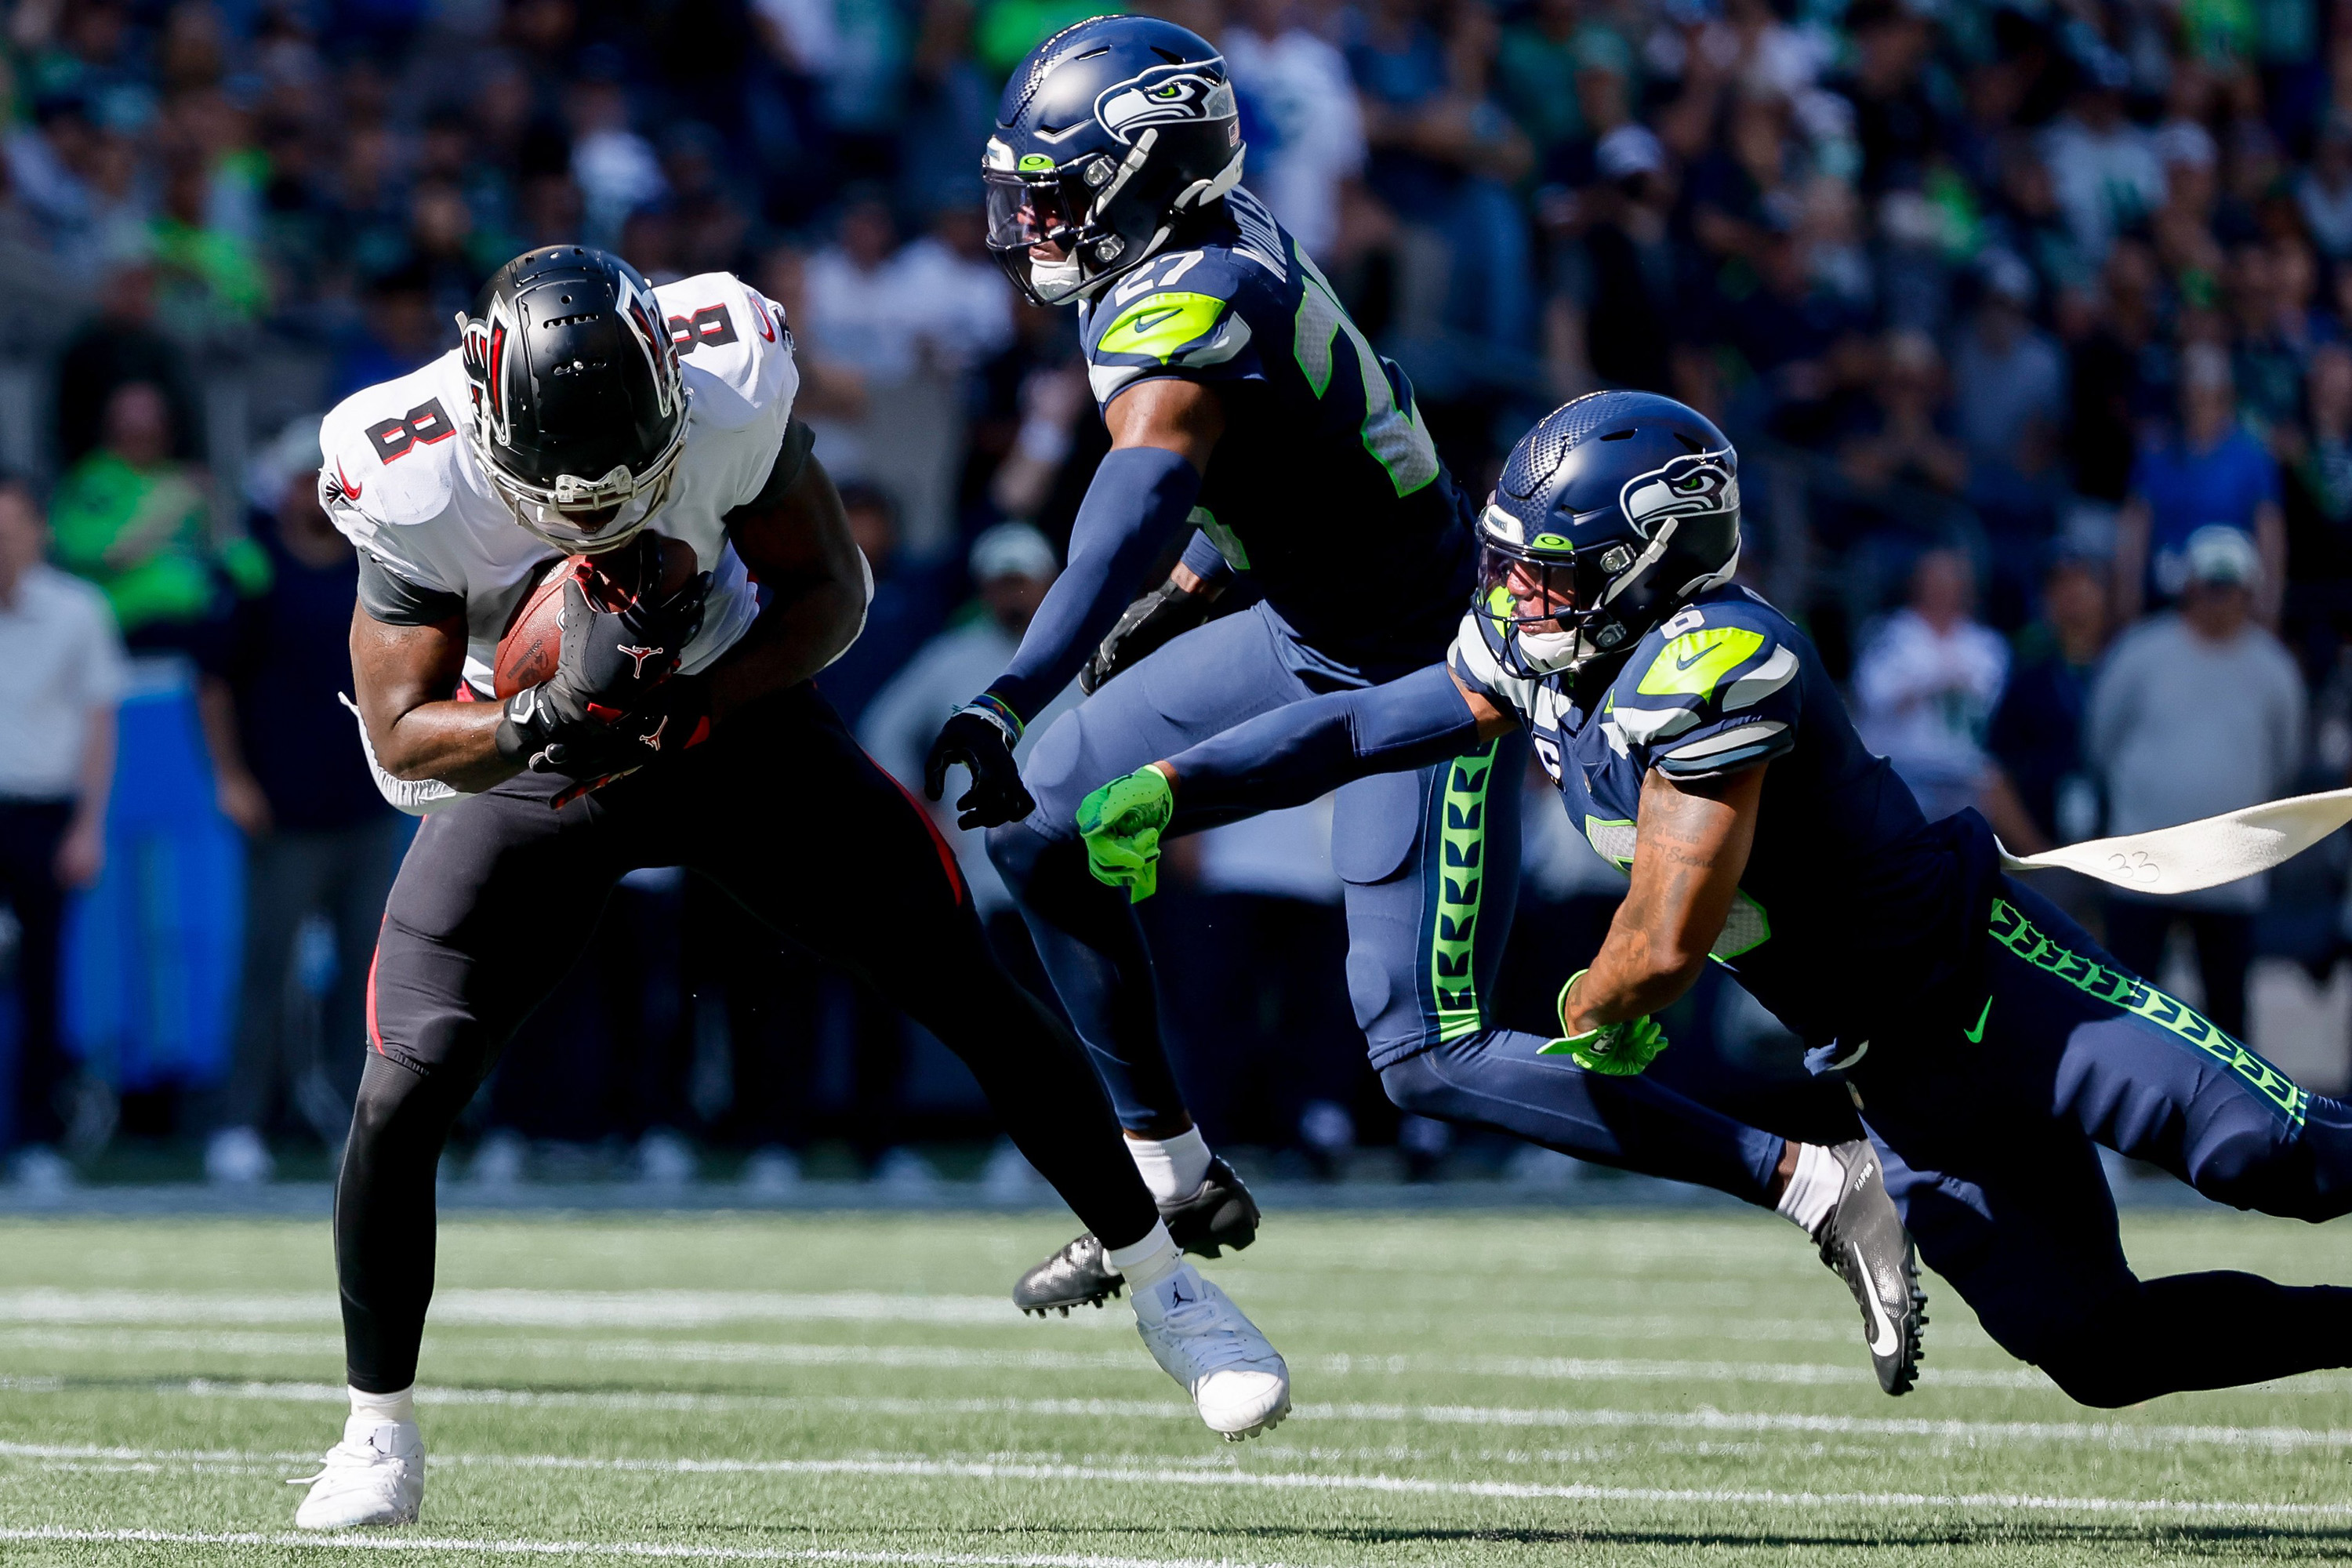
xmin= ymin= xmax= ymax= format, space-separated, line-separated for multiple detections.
xmin=1560 ymin=764 xmax=1766 ymax=1033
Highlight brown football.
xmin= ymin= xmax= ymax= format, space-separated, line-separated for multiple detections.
xmin=492 ymin=533 xmax=699 ymax=699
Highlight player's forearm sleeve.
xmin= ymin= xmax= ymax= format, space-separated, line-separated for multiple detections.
xmin=987 ymin=445 xmax=1200 ymax=722
xmin=1168 ymin=662 xmax=1481 ymax=822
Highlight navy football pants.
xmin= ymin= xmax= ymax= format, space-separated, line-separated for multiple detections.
xmin=987 ymin=603 xmax=1784 ymax=1203
xmin=341 ymin=684 xmax=1158 ymax=1392
xmin=1852 ymin=877 xmax=2352 ymax=1405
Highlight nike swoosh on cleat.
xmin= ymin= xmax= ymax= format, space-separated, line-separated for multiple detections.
xmin=1854 ymin=1241 xmax=1900 ymax=1357
xmin=1963 ymin=995 xmax=1993 ymax=1043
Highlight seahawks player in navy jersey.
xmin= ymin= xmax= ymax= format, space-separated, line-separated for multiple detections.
xmin=927 ymin=15 xmax=1924 ymax=1391
xmin=1082 ymin=390 xmax=2352 ymax=1406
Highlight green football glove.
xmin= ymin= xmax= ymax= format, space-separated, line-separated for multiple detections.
xmin=1539 ymin=968 xmax=1669 ymax=1076
xmin=1076 ymin=766 xmax=1174 ymax=903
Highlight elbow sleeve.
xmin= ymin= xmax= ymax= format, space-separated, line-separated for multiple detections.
xmin=340 ymin=694 xmax=472 ymax=818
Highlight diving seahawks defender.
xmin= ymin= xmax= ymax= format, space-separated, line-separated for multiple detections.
xmin=1081 ymin=390 xmax=2352 ymax=1406
xmin=292 ymin=246 xmax=1290 ymax=1531
xmin=927 ymin=16 xmax=1925 ymax=1392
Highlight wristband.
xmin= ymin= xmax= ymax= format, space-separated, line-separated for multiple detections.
xmin=967 ymin=691 xmax=1024 ymax=744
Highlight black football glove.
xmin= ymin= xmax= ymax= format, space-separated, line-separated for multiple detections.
xmin=554 ymin=557 xmax=712 ymax=715
xmin=924 ymin=698 xmax=1035 ymax=829
xmin=1079 ymin=576 xmax=1214 ymax=695
xmin=496 ymin=554 xmax=710 ymax=777
xmin=497 ymin=673 xmax=710 ymax=783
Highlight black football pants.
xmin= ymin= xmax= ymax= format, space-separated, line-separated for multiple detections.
xmin=338 ymin=682 xmax=1157 ymax=1393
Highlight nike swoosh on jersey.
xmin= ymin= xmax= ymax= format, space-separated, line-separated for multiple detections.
xmin=336 ymin=460 xmax=363 ymax=501
xmin=1853 ymin=1240 xmax=1900 ymax=1356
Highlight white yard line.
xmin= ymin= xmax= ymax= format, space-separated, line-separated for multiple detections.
xmin=0 ymin=1327 xmax=2073 ymax=1389
xmin=1323 ymin=1402 xmax=2352 ymax=1452
xmin=0 ymin=1529 xmax=1308 ymax=1567
xmin=0 ymin=1289 xmax=1878 ymax=1344
xmin=0 ymin=1329 xmax=1143 ymax=1373
xmin=2 ymin=1446 xmax=2349 ymax=1525
xmin=0 ymin=1290 xmax=1069 ymax=1331
xmin=46 ymin=1379 xmax=2352 ymax=1454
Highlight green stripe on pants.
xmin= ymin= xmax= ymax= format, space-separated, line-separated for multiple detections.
xmin=1989 ymin=896 xmax=2310 ymax=1129
xmin=1432 ymin=742 xmax=1500 ymax=1044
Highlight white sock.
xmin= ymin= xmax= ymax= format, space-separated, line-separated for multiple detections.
xmin=1774 ymin=1143 xmax=1842 ymax=1238
xmin=349 ymin=1385 xmax=415 ymax=1425
xmin=1126 ymin=1127 xmax=1211 ymax=1204
xmin=1106 ymin=1220 xmax=1182 ymax=1290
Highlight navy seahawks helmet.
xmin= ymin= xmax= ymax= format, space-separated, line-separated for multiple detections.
xmin=458 ymin=246 xmax=688 ymax=554
xmin=983 ymin=16 xmax=1245 ymax=307
xmin=1479 ymin=391 xmax=1741 ymax=677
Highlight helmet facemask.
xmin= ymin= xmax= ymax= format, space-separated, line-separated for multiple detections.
xmin=1476 ymin=517 xmax=1644 ymax=677
xmin=467 ymin=412 xmax=688 ymax=555
xmin=982 ymin=54 xmax=1244 ymax=309
xmin=984 ymin=158 xmax=1104 ymax=307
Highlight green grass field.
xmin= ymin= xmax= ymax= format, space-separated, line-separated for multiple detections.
xmin=1 ymin=1207 xmax=2349 ymax=1566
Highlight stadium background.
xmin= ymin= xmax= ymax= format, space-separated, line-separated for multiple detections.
xmin=5 ymin=0 xmax=2352 ymax=1193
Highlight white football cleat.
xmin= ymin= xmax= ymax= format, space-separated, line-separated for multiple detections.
xmin=290 ymin=1415 xmax=423 ymax=1528
xmin=1132 ymin=1263 xmax=1290 ymax=1440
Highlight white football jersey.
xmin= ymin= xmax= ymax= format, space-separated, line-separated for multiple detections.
xmin=320 ymin=270 xmax=800 ymax=696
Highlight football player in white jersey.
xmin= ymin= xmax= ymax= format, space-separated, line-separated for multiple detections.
xmin=290 ymin=247 xmax=1290 ymax=1531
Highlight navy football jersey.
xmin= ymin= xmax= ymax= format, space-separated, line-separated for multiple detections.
xmin=1077 ymin=187 xmax=1474 ymax=663
xmin=1450 ymin=582 xmax=1998 ymax=1047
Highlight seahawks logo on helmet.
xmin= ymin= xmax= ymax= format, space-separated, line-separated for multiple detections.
xmin=1094 ymin=64 xmax=1237 ymax=145
xmin=1621 ymin=451 xmax=1738 ymax=537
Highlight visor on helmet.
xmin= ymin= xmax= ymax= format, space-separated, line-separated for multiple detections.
xmin=984 ymin=170 xmax=1079 ymax=252
xmin=1475 ymin=516 xmax=1603 ymax=677
xmin=1478 ymin=539 xmax=1577 ymax=633
xmin=474 ymin=412 xmax=689 ymax=555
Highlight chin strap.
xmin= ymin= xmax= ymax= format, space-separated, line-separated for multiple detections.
xmin=2000 ymin=786 xmax=2352 ymax=895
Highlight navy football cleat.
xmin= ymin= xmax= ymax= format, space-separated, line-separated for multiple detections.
xmin=1015 ymin=1156 xmax=1261 ymax=1316
xmin=1816 ymin=1138 xmax=1927 ymax=1396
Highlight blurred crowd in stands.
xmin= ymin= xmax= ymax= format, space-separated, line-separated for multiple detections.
xmin=5 ymin=0 xmax=2352 ymax=1191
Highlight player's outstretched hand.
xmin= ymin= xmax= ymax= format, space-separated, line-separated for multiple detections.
xmin=925 ymin=699 xmax=1035 ymax=829
xmin=1080 ymin=577 xmax=1212 ymax=694
xmin=1540 ymin=969 xmax=1669 ymax=1075
xmin=1076 ymin=766 xmax=1173 ymax=903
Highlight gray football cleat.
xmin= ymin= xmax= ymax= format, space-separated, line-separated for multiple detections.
xmin=1815 ymin=1138 xmax=1927 ymax=1396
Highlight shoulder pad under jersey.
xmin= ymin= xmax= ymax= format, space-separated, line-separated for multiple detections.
xmin=1601 ymin=592 xmax=1803 ymax=780
xmin=656 ymin=271 xmax=799 ymax=432
xmin=1082 ymin=245 xmax=1273 ymax=405
xmin=318 ymin=355 xmax=467 ymax=560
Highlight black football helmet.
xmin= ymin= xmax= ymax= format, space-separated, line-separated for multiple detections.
xmin=458 ymin=246 xmax=687 ymax=554
xmin=1479 ymin=391 xmax=1742 ymax=677
xmin=982 ymin=15 xmax=1245 ymax=307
